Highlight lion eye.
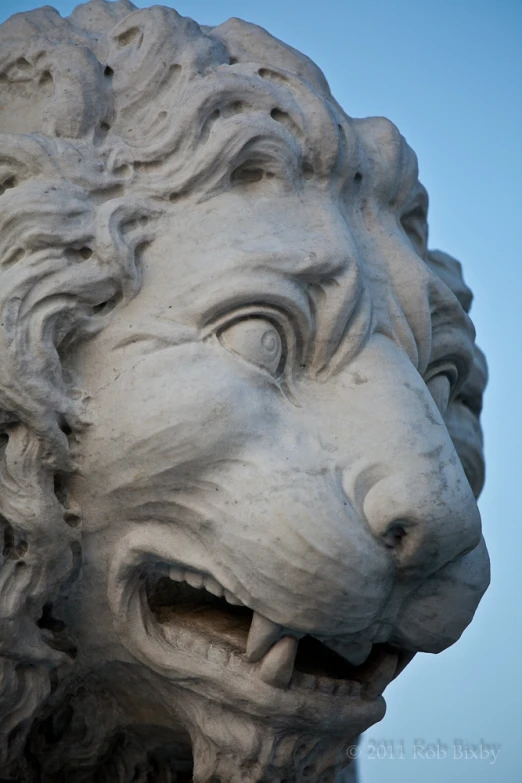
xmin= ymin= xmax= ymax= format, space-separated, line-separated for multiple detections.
xmin=218 ymin=318 xmax=283 ymax=375
xmin=426 ymin=362 xmax=459 ymax=415
xmin=427 ymin=374 xmax=451 ymax=415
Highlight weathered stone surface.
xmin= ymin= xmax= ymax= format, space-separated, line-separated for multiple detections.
xmin=0 ymin=2 xmax=489 ymax=780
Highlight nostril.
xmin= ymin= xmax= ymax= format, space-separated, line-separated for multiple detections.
xmin=381 ymin=521 xmax=408 ymax=551
xmin=363 ymin=470 xmax=481 ymax=574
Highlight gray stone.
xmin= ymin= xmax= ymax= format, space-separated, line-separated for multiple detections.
xmin=0 ymin=1 xmax=489 ymax=780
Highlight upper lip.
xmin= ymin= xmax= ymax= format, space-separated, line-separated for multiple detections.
xmin=146 ymin=560 xmax=414 ymax=700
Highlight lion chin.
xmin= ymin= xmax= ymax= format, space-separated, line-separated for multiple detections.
xmin=0 ymin=1 xmax=490 ymax=782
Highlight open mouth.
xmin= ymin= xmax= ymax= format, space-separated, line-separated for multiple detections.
xmin=145 ymin=563 xmax=414 ymax=701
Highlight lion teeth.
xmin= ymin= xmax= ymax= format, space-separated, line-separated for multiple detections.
xmin=316 ymin=675 xmax=336 ymax=695
xmin=207 ymin=644 xmax=229 ymax=665
xmin=345 ymin=643 xmax=373 ymax=666
xmin=323 ymin=639 xmax=373 ymax=667
xmin=362 ymin=648 xmax=400 ymax=701
xmin=224 ymin=589 xmax=244 ymax=606
xmin=184 ymin=570 xmax=204 ymax=589
xmin=204 ymin=575 xmax=224 ymax=598
xmin=257 ymin=635 xmax=299 ymax=689
xmin=169 ymin=565 xmax=185 ymax=582
xmin=246 ymin=612 xmax=283 ymax=662
xmin=168 ymin=566 xmax=226 ymax=600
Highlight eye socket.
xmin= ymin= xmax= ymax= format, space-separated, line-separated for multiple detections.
xmin=218 ymin=317 xmax=283 ymax=375
xmin=427 ymin=374 xmax=451 ymax=415
xmin=400 ymin=205 xmax=428 ymax=258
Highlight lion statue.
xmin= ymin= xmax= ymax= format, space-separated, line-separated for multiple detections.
xmin=0 ymin=1 xmax=489 ymax=781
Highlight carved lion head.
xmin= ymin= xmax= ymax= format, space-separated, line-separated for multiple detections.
xmin=0 ymin=2 xmax=489 ymax=780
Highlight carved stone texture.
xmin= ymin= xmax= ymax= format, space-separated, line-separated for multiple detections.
xmin=0 ymin=1 xmax=489 ymax=781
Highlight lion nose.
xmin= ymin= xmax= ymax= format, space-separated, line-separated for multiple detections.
xmin=361 ymin=466 xmax=482 ymax=576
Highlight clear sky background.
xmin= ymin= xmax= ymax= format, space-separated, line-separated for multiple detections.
xmin=0 ymin=0 xmax=520 ymax=781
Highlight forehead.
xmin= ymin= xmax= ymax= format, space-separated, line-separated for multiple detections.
xmin=138 ymin=118 xmax=424 ymax=297
xmin=134 ymin=187 xmax=352 ymax=323
xmin=148 ymin=114 xmax=421 ymax=251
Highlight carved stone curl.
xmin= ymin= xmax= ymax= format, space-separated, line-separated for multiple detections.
xmin=0 ymin=2 xmax=489 ymax=781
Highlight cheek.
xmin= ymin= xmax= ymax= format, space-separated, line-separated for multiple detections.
xmin=80 ymin=341 xmax=282 ymax=482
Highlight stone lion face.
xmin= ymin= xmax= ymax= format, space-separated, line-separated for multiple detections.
xmin=59 ymin=148 xmax=489 ymax=777
xmin=0 ymin=2 xmax=489 ymax=779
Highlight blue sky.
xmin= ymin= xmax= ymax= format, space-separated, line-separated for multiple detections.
xmin=1 ymin=1 xmax=520 ymax=781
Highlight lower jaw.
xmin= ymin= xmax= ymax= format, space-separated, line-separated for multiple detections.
xmin=117 ymin=662 xmax=366 ymax=783
xmin=183 ymin=694 xmax=358 ymax=783
xmin=95 ymin=572 xmax=393 ymax=781
xmin=164 ymin=663 xmax=376 ymax=783
xmin=28 ymin=668 xmax=358 ymax=783
xmin=125 ymin=583 xmax=387 ymax=739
